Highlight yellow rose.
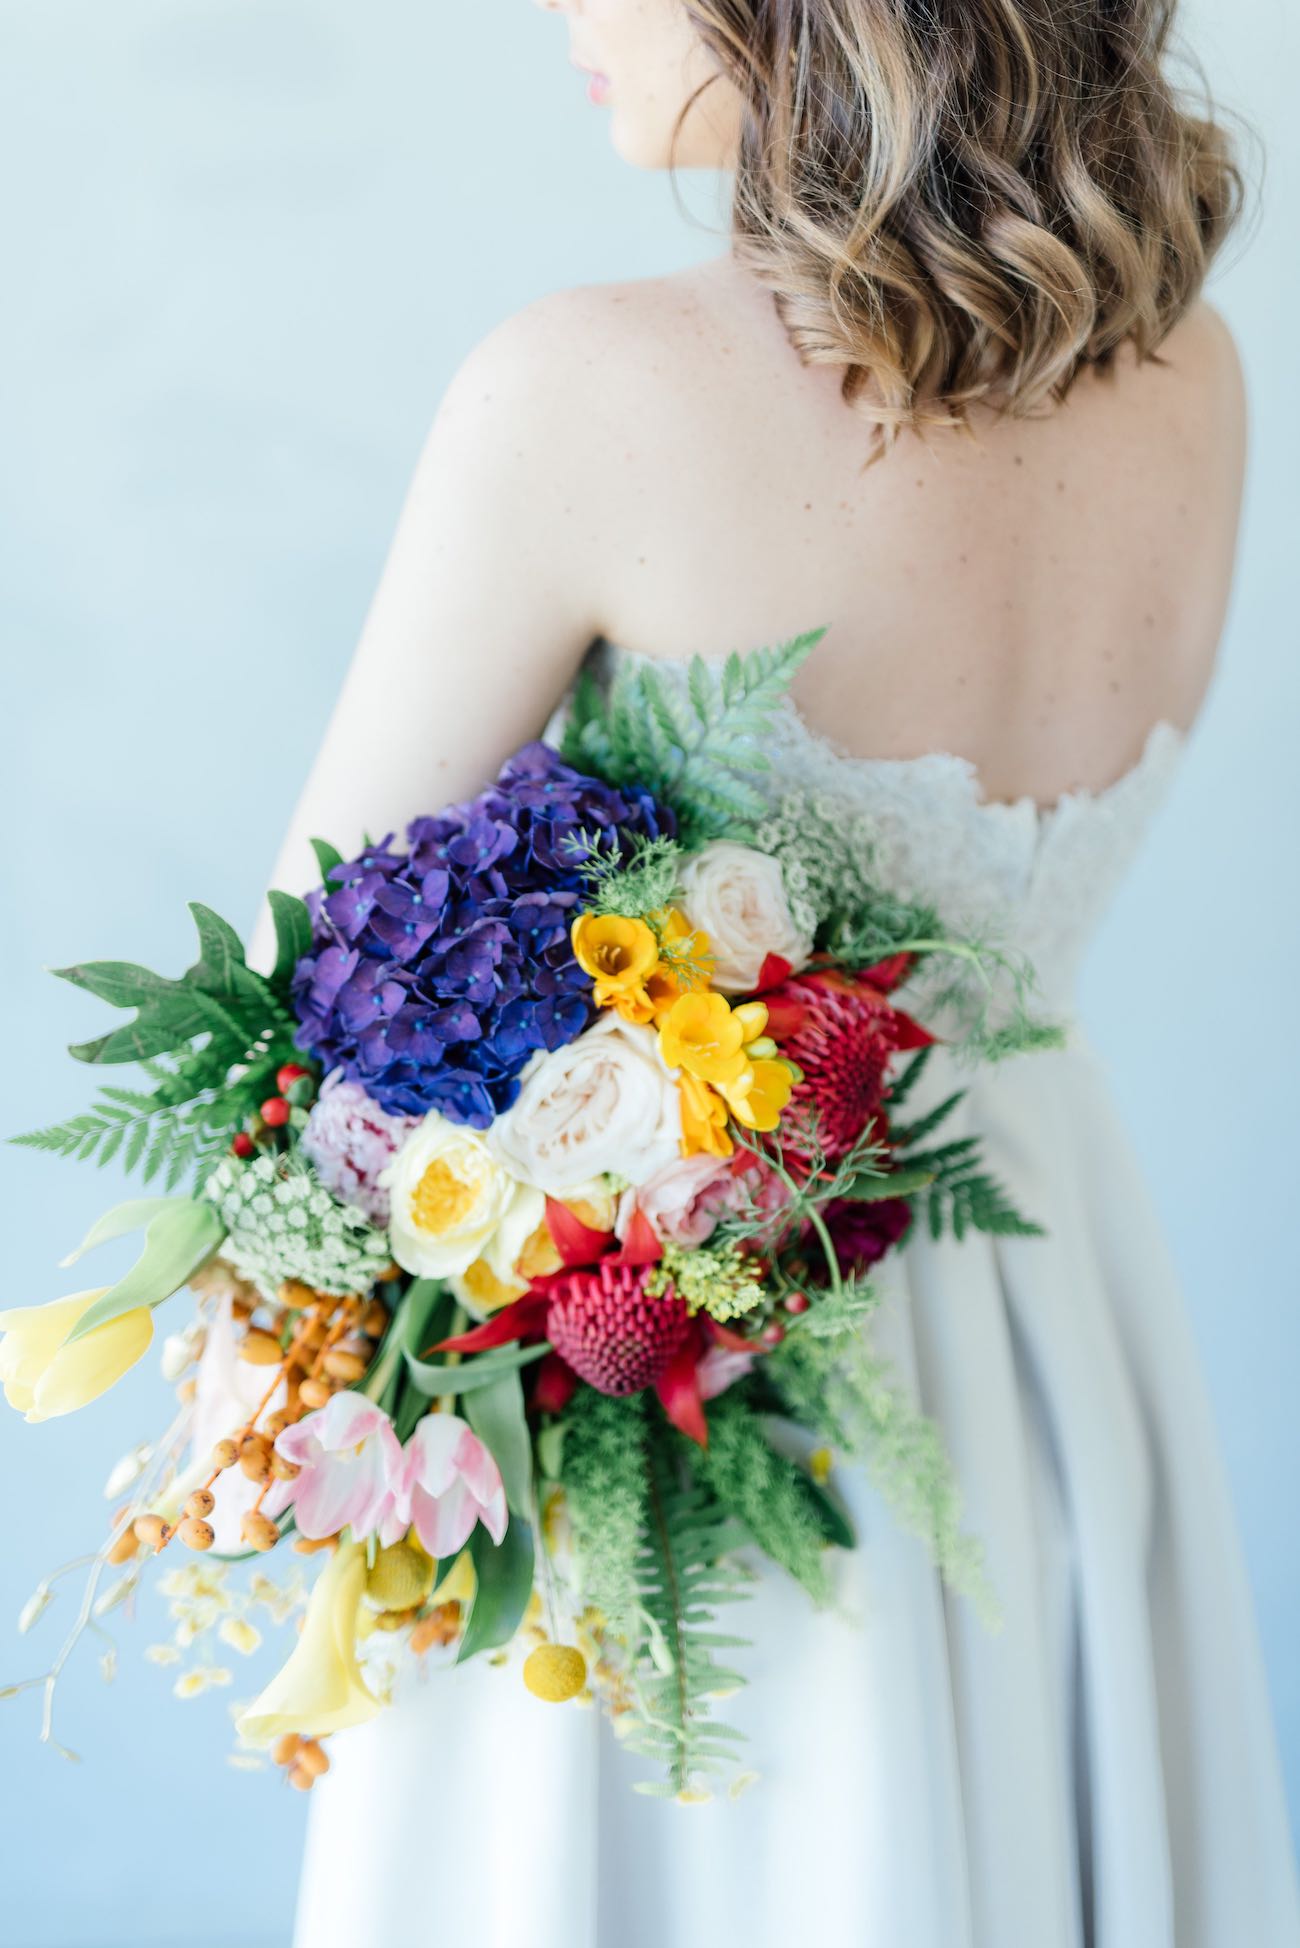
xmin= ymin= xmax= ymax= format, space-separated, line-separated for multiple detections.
xmin=0 ymin=1290 xmax=153 ymax=1423
xmin=380 ymin=1113 xmax=543 ymax=1279
xmin=236 ymin=1541 xmax=379 ymax=1747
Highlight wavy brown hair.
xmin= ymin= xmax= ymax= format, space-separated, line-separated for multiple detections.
xmin=675 ymin=0 xmax=1253 ymax=456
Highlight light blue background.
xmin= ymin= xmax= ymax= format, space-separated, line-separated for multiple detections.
xmin=1 ymin=3 xmax=1295 ymax=1943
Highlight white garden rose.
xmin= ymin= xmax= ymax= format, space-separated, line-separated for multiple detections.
xmin=380 ymin=1113 xmax=542 ymax=1279
xmin=488 ymin=1014 xmax=682 ymax=1195
xmin=676 ymin=840 xmax=815 ymax=993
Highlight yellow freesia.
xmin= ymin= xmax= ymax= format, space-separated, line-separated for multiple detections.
xmin=571 ymin=914 xmax=660 ymax=1021
xmin=658 ymin=991 xmax=750 ymax=1086
xmin=643 ymin=909 xmax=713 ymax=1022
xmin=677 ymin=1072 xmax=734 ymax=1160
xmin=236 ymin=1541 xmax=379 ymax=1747
xmin=721 ymin=1058 xmax=796 ymax=1133
xmin=0 ymin=1290 xmax=153 ymax=1423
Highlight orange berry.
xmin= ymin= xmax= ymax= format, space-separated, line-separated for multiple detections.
xmin=184 ymin=1489 xmax=216 ymax=1521
xmin=297 ymin=1376 xmax=333 ymax=1411
xmin=321 ymin=1348 xmax=368 ymax=1383
xmin=211 ymin=1439 xmax=239 ymax=1471
xmin=238 ymin=1434 xmax=273 ymax=1482
xmin=133 ymin=1514 xmax=171 ymax=1552
xmin=263 ymin=1410 xmax=293 ymax=1440
xmin=239 ymin=1328 xmax=284 ymax=1366
xmin=271 ymin=1732 xmax=302 ymax=1767
xmin=269 ymin=1451 xmax=301 ymax=1482
xmin=240 ymin=1510 xmax=280 ymax=1553
xmin=177 ymin=1517 xmax=215 ymax=1552
xmin=287 ymin=1763 xmax=315 ymax=1791
xmin=296 ymin=1739 xmax=330 ymax=1779
xmin=107 ymin=1526 xmax=140 ymax=1565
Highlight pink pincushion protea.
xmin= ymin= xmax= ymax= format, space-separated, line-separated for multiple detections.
xmin=546 ymin=1258 xmax=694 ymax=1396
xmin=765 ymin=968 xmax=932 ymax=1165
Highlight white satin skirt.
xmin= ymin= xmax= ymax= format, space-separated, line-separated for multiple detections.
xmin=292 ymin=1034 xmax=1299 ymax=1948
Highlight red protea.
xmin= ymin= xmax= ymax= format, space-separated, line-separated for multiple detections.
xmin=765 ymin=968 xmax=933 ymax=1164
xmin=545 ymin=1258 xmax=693 ymax=1395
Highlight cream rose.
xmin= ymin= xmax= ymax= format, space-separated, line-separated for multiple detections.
xmin=676 ymin=841 xmax=814 ymax=993
xmin=488 ymin=1014 xmax=681 ymax=1194
xmin=380 ymin=1113 xmax=542 ymax=1279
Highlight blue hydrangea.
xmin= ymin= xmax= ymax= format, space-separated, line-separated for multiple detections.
xmin=290 ymin=742 xmax=672 ymax=1127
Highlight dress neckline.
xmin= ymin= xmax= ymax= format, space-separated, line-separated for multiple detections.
xmin=589 ymin=635 xmax=1187 ymax=827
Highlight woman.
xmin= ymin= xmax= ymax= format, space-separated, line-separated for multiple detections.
xmin=272 ymin=3 xmax=1298 ymax=1945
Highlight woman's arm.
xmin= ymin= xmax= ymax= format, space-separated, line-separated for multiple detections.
xmin=247 ymin=294 xmax=610 ymax=971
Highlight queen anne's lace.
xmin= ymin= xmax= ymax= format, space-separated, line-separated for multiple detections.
xmin=547 ymin=638 xmax=1186 ymax=1021
xmin=203 ymin=1153 xmax=393 ymax=1300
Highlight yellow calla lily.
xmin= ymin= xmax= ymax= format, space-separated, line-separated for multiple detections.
xmin=237 ymin=1541 xmax=379 ymax=1748
xmin=0 ymin=1290 xmax=153 ymax=1423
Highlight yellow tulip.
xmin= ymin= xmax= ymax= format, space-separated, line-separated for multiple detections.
xmin=0 ymin=1291 xmax=153 ymax=1423
xmin=236 ymin=1541 xmax=379 ymax=1747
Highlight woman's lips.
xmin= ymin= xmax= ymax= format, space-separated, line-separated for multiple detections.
xmin=572 ymin=60 xmax=611 ymax=105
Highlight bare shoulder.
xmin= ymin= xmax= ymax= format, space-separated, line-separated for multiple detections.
xmin=1145 ymin=297 xmax=1248 ymax=452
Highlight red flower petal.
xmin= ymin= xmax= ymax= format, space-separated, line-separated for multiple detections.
xmin=754 ymin=953 xmax=794 ymax=994
xmin=613 ymin=1206 xmax=664 ymax=1269
xmin=544 ymin=1195 xmax=614 ymax=1269
xmin=706 ymin=1317 xmax=761 ymax=1354
xmin=531 ymin=1352 xmax=579 ymax=1415
xmin=857 ymin=953 xmax=914 ymax=993
xmin=887 ymin=1007 xmax=935 ymax=1052
xmin=654 ymin=1341 xmax=709 ymax=1447
xmin=431 ymin=1294 xmax=551 ymax=1356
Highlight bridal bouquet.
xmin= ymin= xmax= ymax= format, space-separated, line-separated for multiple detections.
xmin=4 ymin=630 xmax=1055 ymax=1798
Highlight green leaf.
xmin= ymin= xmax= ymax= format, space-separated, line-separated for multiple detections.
xmin=457 ymin=1518 xmax=535 ymax=1664
xmin=402 ymin=1340 xmax=550 ymax=1399
xmin=310 ymin=838 xmax=344 ymax=884
xmin=63 ymin=1199 xmax=224 ymax=1341
xmin=51 ymin=962 xmax=184 ymax=1009
xmin=839 ymin=1163 xmax=937 ymax=1202
xmin=800 ymin=1474 xmax=855 ymax=1550
xmin=188 ymin=903 xmax=262 ymax=998
xmin=267 ymin=891 xmax=313 ymax=990
xmin=464 ymin=1368 xmax=533 ymax=1515
xmin=60 ymin=1198 xmax=180 ymax=1268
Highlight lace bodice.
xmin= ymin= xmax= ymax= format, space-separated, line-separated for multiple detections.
xmin=550 ymin=638 xmax=1186 ymax=1018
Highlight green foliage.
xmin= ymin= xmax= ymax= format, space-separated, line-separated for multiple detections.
xmin=622 ymin=1421 xmax=751 ymax=1798
xmin=685 ymin=1395 xmax=833 ymax=1603
xmin=560 ymin=1389 xmax=651 ymax=1648
xmin=60 ymin=1197 xmax=224 ymax=1342
xmin=458 ymin=1519 xmax=536 ymax=1664
xmin=566 ymin=832 xmax=687 ymax=922
xmin=767 ymin=1326 xmax=994 ymax=1615
xmin=559 ymin=631 xmax=825 ymax=848
xmin=897 ymin=1133 xmax=1043 ymax=1241
xmin=13 ymin=902 xmax=306 ymax=1193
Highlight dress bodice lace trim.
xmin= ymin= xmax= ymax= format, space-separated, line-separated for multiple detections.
xmin=551 ymin=637 xmax=1187 ymax=1014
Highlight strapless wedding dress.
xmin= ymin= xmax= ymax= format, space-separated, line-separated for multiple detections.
xmin=292 ymin=641 xmax=1298 ymax=1948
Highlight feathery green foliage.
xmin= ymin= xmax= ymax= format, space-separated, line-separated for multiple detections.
xmin=622 ymin=1421 xmax=751 ymax=1798
xmin=685 ymin=1395 xmax=834 ymax=1603
xmin=767 ymin=1326 xmax=994 ymax=1615
xmin=565 ymin=831 xmax=686 ymax=921
xmin=560 ymin=1389 xmax=651 ymax=1648
xmin=560 ymin=631 xmax=825 ymax=848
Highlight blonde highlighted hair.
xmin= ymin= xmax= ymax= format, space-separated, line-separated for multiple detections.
xmin=678 ymin=0 xmax=1253 ymax=456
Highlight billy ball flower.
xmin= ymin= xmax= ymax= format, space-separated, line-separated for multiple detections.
xmin=289 ymin=744 xmax=672 ymax=1128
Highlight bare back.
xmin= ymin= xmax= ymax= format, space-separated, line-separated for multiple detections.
xmin=576 ymin=255 xmax=1247 ymax=808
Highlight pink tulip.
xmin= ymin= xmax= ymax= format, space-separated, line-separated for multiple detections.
xmin=273 ymin=1392 xmax=407 ymax=1546
xmin=400 ymin=1413 xmax=508 ymax=1559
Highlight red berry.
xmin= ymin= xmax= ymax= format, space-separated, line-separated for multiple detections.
xmin=760 ymin=1320 xmax=787 ymax=1347
xmin=231 ymin=1132 xmax=255 ymax=1159
xmin=260 ymin=1096 xmax=291 ymax=1128
xmin=276 ymin=1063 xmax=310 ymax=1095
xmin=783 ymin=1291 xmax=811 ymax=1315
